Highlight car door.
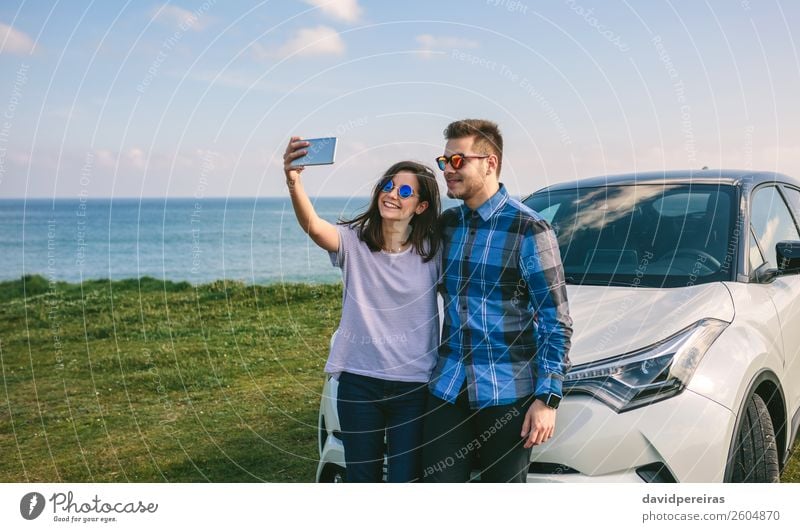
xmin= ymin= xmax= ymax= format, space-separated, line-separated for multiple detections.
xmin=749 ymin=185 xmax=800 ymax=421
xmin=775 ymin=186 xmax=800 ymax=429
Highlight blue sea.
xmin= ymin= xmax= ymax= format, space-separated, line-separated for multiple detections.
xmin=0 ymin=197 xmax=390 ymax=285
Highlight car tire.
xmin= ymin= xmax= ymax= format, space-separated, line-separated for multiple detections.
xmin=729 ymin=394 xmax=780 ymax=483
xmin=317 ymin=464 xmax=346 ymax=483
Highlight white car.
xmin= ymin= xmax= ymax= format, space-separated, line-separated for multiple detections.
xmin=317 ymin=169 xmax=800 ymax=482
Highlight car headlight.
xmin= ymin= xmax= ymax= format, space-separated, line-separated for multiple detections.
xmin=563 ymin=318 xmax=729 ymax=412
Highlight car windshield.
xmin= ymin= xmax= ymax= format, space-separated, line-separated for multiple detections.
xmin=524 ymin=184 xmax=737 ymax=288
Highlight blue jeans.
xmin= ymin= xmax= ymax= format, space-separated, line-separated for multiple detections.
xmin=336 ymin=371 xmax=428 ymax=482
xmin=422 ymin=386 xmax=533 ymax=483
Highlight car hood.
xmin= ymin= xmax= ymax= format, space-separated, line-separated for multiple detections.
xmin=565 ymin=283 xmax=735 ymax=366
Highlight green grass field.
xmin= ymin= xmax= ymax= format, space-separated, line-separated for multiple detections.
xmin=1 ymin=275 xmax=797 ymax=482
xmin=0 ymin=275 xmax=340 ymax=482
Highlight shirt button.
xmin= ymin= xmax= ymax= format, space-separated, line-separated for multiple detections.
xmin=470 ymin=230 xmax=476 ymax=235
xmin=462 ymin=305 xmax=467 ymax=310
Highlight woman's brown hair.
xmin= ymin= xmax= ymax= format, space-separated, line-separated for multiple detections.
xmin=339 ymin=161 xmax=441 ymax=262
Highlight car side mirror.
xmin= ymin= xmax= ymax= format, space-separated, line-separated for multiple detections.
xmin=776 ymin=241 xmax=800 ymax=274
xmin=752 ymin=241 xmax=800 ymax=283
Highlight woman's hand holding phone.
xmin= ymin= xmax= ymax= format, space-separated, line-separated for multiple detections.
xmin=283 ymin=136 xmax=340 ymax=252
xmin=284 ymin=136 xmax=310 ymax=188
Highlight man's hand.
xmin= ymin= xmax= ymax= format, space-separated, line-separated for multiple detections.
xmin=521 ymin=399 xmax=556 ymax=449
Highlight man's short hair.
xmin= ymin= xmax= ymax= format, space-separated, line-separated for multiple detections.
xmin=443 ymin=119 xmax=503 ymax=176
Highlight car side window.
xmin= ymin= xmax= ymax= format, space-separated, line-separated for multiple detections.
xmin=782 ymin=187 xmax=800 ymax=219
xmin=535 ymin=203 xmax=561 ymax=225
xmin=749 ymin=227 xmax=766 ymax=272
xmin=750 ymin=186 xmax=800 ymax=269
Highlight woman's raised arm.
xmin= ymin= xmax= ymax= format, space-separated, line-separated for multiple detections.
xmin=283 ymin=136 xmax=340 ymax=253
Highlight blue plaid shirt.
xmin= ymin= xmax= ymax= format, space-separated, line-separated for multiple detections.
xmin=429 ymin=184 xmax=573 ymax=409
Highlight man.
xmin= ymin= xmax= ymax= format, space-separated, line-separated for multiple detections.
xmin=423 ymin=119 xmax=573 ymax=483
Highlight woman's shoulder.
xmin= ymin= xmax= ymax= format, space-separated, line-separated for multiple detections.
xmin=338 ymin=223 xmax=373 ymax=253
xmin=336 ymin=222 xmax=364 ymax=240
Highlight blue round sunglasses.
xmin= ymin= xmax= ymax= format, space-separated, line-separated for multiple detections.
xmin=381 ymin=179 xmax=418 ymax=199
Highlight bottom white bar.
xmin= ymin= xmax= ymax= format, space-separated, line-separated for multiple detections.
xmin=2 ymin=483 xmax=799 ymax=531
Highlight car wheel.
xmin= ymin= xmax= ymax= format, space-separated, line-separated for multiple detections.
xmin=318 ymin=464 xmax=346 ymax=483
xmin=729 ymin=394 xmax=780 ymax=482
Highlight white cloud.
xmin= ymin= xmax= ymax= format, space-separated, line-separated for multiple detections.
xmin=0 ymin=22 xmax=36 ymax=55
xmin=302 ymin=0 xmax=362 ymax=23
xmin=249 ymin=42 xmax=272 ymax=62
xmin=151 ymin=4 xmax=211 ymax=32
xmin=186 ymin=68 xmax=343 ymax=96
xmin=93 ymin=149 xmax=117 ymax=169
xmin=89 ymin=146 xmax=218 ymax=174
xmin=50 ymin=105 xmax=89 ymax=121
xmin=125 ymin=147 xmax=146 ymax=170
xmin=190 ymin=69 xmax=273 ymax=91
xmin=253 ymin=26 xmax=345 ymax=59
xmin=415 ymin=34 xmax=479 ymax=58
xmin=8 ymin=150 xmax=30 ymax=166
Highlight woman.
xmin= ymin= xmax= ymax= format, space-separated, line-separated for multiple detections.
xmin=283 ymin=137 xmax=441 ymax=482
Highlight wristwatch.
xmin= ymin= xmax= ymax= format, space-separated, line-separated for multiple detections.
xmin=536 ymin=393 xmax=562 ymax=409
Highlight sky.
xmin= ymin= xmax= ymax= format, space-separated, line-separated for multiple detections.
xmin=0 ymin=0 xmax=799 ymax=199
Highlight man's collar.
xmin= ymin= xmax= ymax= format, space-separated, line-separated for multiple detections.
xmin=462 ymin=183 xmax=509 ymax=221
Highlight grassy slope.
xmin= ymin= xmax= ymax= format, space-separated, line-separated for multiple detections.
xmin=1 ymin=275 xmax=797 ymax=482
xmin=0 ymin=275 xmax=340 ymax=482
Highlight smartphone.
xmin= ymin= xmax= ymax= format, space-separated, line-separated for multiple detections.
xmin=294 ymin=137 xmax=337 ymax=166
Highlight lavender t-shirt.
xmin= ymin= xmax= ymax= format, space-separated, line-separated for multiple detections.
xmin=326 ymin=225 xmax=440 ymax=383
